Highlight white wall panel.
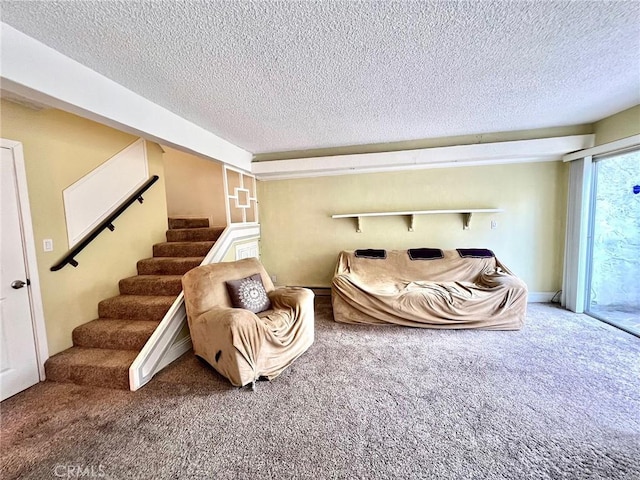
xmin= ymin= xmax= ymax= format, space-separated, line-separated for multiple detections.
xmin=63 ymin=139 xmax=148 ymax=247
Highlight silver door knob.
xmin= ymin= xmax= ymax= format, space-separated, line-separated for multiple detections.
xmin=11 ymin=280 xmax=26 ymax=289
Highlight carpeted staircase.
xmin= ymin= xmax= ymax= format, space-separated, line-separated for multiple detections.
xmin=44 ymin=218 xmax=224 ymax=390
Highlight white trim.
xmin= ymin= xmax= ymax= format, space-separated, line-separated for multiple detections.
xmin=129 ymin=223 xmax=261 ymax=391
xmin=200 ymin=224 xmax=260 ymax=265
xmin=562 ymin=134 xmax=640 ymax=162
xmin=0 ymin=23 xmax=252 ymax=170
xmin=234 ymin=187 xmax=251 ymax=209
xmin=63 ymin=138 xmax=148 ymax=247
xmin=223 ymin=165 xmax=258 ymax=224
xmin=223 ymin=166 xmax=231 ymax=225
xmin=235 ymin=240 xmax=259 ymax=260
xmin=0 ymin=139 xmax=49 ymax=380
xmin=249 ymin=175 xmax=258 ymax=223
xmin=527 ymin=292 xmax=557 ymax=303
xmin=252 ymin=135 xmax=595 ymax=180
xmin=252 ymin=156 xmax=559 ymax=181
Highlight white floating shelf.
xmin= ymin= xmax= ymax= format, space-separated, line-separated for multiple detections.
xmin=331 ymin=209 xmax=504 ymax=232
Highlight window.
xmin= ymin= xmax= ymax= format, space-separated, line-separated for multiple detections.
xmin=585 ymin=148 xmax=640 ymax=336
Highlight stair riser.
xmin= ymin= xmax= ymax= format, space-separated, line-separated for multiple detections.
xmin=119 ymin=278 xmax=183 ymax=296
xmin=98 ymin=302 xmax=172 ymax=321
xmin=153 ymin=242 xmax=214 ymax=257
xmin=168 ymin=218 xmax=210 ymax=229
xmin=137 ymin=259 xmax=202 ymax=275
xmin=166 ymin=228 xmax=224 ymax=242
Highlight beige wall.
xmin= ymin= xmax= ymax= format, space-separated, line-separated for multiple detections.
xmin=594 ymin=104 xmax=640 ymax=145
xmin=1 ymin=99 xmax=168 ymax=355
xmin=162 ymin=146 xmax=226 ymax=227
xmin=258 ymin=161 xmax=568 ymax=293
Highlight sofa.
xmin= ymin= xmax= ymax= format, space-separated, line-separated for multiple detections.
xmin=182 ymin=258 xmax=314 ymax=388
xmin=331 ymin=248 xmax=527 ymax=330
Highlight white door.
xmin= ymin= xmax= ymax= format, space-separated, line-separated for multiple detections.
xmin=0 ymin=146 xmax=39 ymax=400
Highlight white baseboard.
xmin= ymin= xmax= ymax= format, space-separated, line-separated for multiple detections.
xmin=528 ymin=292 xmax=557 ymax=303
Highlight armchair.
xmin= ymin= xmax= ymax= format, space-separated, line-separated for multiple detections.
xmin=182 ymin=258 xmax=314 ymax=389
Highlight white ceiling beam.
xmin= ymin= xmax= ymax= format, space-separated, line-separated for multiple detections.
xmin=562 ymin=134 xmax=640 ymax=162
xmin=252 ymin=135 xmax=595 ymax=180
xmin=0 ymin=23 xmax=252 ymax=171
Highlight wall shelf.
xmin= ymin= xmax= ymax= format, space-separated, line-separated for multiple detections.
xmin=331 ymin=209 xmax=504 ymax=232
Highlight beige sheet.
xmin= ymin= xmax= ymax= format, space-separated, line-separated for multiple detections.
xmin=331 ymin=250 xmax=527 ymax=330
xmin=182 ymin=258 xmax=314 ymax=387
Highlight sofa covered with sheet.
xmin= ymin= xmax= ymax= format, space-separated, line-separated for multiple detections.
xmin=331 ymin=249 xmax=527 ymax=330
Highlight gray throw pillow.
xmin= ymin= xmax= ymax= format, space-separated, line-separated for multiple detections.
xmin=225 ymin=273 xmax=272 ymax=313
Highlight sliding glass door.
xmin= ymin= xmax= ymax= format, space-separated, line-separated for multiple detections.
xmin=586 ymin=148 xmax=640 ymax=336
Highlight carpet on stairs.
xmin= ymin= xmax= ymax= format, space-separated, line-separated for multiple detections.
xmin=44 ymin=217 xmax=221 ymax=390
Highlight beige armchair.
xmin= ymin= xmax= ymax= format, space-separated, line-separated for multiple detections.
xmin=182 ymin=258 xmax=314 ymax=389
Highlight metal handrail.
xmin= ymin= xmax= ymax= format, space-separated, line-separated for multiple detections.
xmin=50 ymin=175 xmax=160 ymax=271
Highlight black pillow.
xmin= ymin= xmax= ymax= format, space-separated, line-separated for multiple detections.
xmin=408 ymin=248 xmax=444 ymax=260
xmin=457 ymin=248 xmax=495 ymax=258
xmin=225 ymin=273 xmax=272 ymax=313
xmin=355 ymin=249 xmax=387 ymax=259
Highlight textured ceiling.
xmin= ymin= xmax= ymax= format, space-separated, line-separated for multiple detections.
xmin=2 ymin=1 xmax=639 ymax=155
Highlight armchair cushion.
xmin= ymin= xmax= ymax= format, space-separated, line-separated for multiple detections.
xmin=225 ymin=273 xmax=272 ymax=313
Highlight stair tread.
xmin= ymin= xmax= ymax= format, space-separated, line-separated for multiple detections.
xmin=45 ymin=347 xmax=137 ymax=390
xmin=168 ymin=217 xmax=210 ymax=229
xmin=166 ymin=227 xmax=224 ymax=242
xmin=156 ymin=241 xmax=214 ymax=246
xmin=100 ymin=294 xmax=177 ymax=302
xmin=138 ymin=256 xmax=205 ymax=263
xmin=137 ymin=257 xmax=204 ymax=276
xmin=121 ymin=274 xmax=184 ymax=281
xmin=98 ymin=295 xmax=176 ymax=321
xmin=47 ymin=346 xmax=139 ymax=364
xmin=152 ymin=241 xmax=214 ymax=257
xmin=73 ymin=319 xmax=160 ymax=350
xmin=119 ymin=275 xmax=183 ymax=296
xmin=167 ymin=228 xmax=224 ymax=237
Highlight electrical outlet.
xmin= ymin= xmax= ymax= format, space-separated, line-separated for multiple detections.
xmin=43 ymin=238 xmax=54 ymax=252
xmin=490 ymin=220 xmax=497 ymax=230
xmin=271 ymin=274 xmax=277 ymax=284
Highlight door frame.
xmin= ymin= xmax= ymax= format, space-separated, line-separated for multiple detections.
xmin=1 ymin=138 xmax=48 ymax=379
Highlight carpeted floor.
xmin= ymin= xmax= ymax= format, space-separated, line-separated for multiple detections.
xmin=2 ymin=298 xmax=639 ymax=479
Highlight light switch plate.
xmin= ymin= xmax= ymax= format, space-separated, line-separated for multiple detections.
xmin=43 ymin=238 xmax=54 ymax=252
